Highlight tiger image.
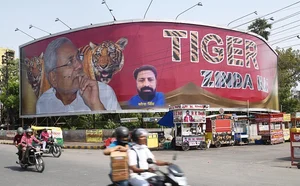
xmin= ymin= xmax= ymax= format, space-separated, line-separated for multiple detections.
xmin=24 ymin=53 xmax=50 ymax=98
xmin=79 ymin=37 xmax=128 ymax=83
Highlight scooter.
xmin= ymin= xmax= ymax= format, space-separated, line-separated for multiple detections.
xmin=145 ymin=155 xmax=189 ymax=186
xmin=16 ymin=143 xmax=45 ymax=173
xmin=108 ymin=154 xmax=189 ymax=186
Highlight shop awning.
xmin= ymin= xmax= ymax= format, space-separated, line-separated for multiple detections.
xmin=158 ymin=111 xmax=174 ymax=128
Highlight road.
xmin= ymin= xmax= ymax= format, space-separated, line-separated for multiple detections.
xmin=0 ymin=143 xmax=299 ymax=186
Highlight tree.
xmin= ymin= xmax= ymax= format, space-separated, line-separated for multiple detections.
xmin=276 ymin=48 xmax=300 ymax=113
xmin=247 ymin=18 xmax=272 ymax=40
xmin=0 ymin=58 xmax=20 ymax=129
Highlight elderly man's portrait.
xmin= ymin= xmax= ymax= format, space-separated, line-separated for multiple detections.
xmin=128 ymin=65 xmax=165 ymax=108
xmin=36 ymin=37 xmax=121 ymax=114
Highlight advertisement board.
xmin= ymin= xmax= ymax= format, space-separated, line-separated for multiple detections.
xmin=86 ymin=129 xmax=103 ymax=143
xmin=19 ymin=20 xmax=278 ymax=117
xmin=283 ymin=114 xmax=291 ymax=122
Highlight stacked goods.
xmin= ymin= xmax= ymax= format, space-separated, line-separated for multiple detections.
xmin=110 ymin=151 xmax=129 ymax=182
xmin=291 ymin=128 xmax=300 ymax=133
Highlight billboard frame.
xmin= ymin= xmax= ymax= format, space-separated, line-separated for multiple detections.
xmin=18 ymin=19 xmax=279 ymax=118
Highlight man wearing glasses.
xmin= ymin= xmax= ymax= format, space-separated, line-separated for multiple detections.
xmin=36 ymin=37 xmax=121 ymax=114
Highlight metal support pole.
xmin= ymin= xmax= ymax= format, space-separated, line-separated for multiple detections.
xmin=93 ymin=114 xmax=96 ymax=129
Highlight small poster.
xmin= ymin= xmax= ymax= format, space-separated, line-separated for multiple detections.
xmin=86 ymin=129 xmax=103 ymax=143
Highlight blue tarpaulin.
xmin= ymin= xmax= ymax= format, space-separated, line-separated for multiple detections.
xmin=158 ymin=111 xmax=174 ymax=128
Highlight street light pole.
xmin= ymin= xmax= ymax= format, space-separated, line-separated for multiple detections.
xmin=102 ymin=0 xmax=117 ymax=21
xmin=227 ymin=11 xmax=258 ymax=26
xmin=29 ymin=24 xmax=51 ymax=35
xmin=15 ymin=28 xmax=36 ymax=40
xmin=55 ymin=18 xmax=72 ymax=30
xmin=143 ymin=0 xmax=154 ymax=19
xmin=175 ymin=2 xmax=202 ymax=20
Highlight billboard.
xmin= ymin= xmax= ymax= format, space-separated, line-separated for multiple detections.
xmin=19 ymin=20 xmax=278 ymax=117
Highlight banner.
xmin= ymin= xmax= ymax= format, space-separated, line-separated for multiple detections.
xmin=19 ymin=20 xmax=279 ymax=117
xmin=173 ymin=109 xmax=207 ymax=123
xmin=86 ymin=129 xmax=103 ymax=143
xmin=283 ymin=114 xmax=291 ymax=122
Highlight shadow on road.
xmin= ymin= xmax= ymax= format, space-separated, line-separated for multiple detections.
xmin=41 ymin=154 xmax=56 ymax=158
xmin=4 ymin=166 xmax=36 ymax=172
xmin=276 ymin=157 xmax=291 ymax=161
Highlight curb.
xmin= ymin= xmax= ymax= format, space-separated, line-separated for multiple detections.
xmin=0 ymin=141 xmax=104 ymax=150
xmin=62 ymin=145 xmax=104 ymax=150
xmin=0 ymin=142 xmax=13 ymax=145
xmin=62 ymin=145 xmax=103 ymax=150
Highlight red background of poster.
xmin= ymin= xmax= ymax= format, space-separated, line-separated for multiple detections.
xmin=20 ymin=20 xmax=278 ymax=116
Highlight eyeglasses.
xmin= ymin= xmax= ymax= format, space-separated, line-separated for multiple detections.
xmin=50 ymin=50 xmax=84 ymax=72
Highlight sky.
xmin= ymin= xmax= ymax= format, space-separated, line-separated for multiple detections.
xmin=1 ymin=0 xmax=300 ymax=89
xmin=1 ymin=0 xmax=299 ymax=53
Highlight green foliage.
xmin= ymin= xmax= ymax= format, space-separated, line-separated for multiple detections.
xmin=60 ymin=112 xmax=167 ymax=129
xmin=247 ymin=18 xmax=272 ymax=40
xmin=276 ymin=48 xmax=300 ymax=113
xmin=0 ymin=58 xmax=20 ymax=126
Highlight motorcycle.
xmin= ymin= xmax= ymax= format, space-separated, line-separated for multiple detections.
xmin=41 ymin=137 xmax=62 ymax=158
xmin=16 ymin=144 xmax=45 ymax=173
xmin=109 ymin=154 xmax=189 ymax=186
xmin=145 ymin=155 xmax=189 ymax=186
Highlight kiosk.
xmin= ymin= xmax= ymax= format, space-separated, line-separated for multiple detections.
xmin=233 ymin=115 xmax=249 ymax=145
xmin=206 ymin=114 xmax=235 ymax=148
xmin=283 ymin=114 xmax=291 ymax=141
xmin=290 ymin=128 xmax=300 ymax=169
xmin=255 ymin=113 xmax=284 ymax=145
xmin=171 ymin=104 xmax=209 ymax=151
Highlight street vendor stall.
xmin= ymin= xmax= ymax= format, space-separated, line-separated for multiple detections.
xmin=291 ymin=112 xmax=300 ymax=128
xmin=205 ymin=114 xmax=235 ymax=148
xmin=290 ymin=128 xmax=300 ymax=169
xmin=233 ymin=115 xmax=249 ymax=145
xmin=283 ymin=114 xmax=291 ymax=141
xmin=255 ymin=113 xmax=284 ymax=145
xmin=171 ymin=104 xmax=209 ymax=151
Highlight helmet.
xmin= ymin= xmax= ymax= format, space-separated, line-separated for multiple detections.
xmin=17 ymin=127 xmax=24 ymax=135
xmin=115 ymin=126 xmax=129 ymax=144
xmin=131 ymin=128 xmax=149 ymax=143
xmin=25 ymin=128 xmax=33 ymax=135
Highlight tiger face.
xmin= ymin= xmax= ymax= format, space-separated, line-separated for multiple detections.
xmin=24 ymin=53 xmax=43 ymax=97
xmin=89 ymin=38 xmax=128 ymax=83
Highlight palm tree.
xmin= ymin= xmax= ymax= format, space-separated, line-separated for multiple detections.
xmin=247 ymin=18 xmax=272 ymax=40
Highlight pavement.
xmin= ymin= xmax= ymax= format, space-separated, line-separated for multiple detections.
xmin=0 ymin=140 xmax=105 ymax=149
xmin=1 ymin=142 xmax=300 ymax=186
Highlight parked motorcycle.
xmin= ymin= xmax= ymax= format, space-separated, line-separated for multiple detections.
xmin=42 ymin=137 xmax=62 ymax=158
xmin=16 ymin=144 xmax=45 ymax=173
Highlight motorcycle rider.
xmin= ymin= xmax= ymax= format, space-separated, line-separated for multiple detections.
xmin=103 ymin=126 xmax=130 ymax=186
xmin=128 ymin=128 xmax=171 ymax=186
xmin=14 ymin=127 xmax=24 ymax=160
xmin=20 ymin=128 xmax=42 ymax=164
xmin=40 ymin=128 xmax=49 ymax=151
xmin=14 ymin=127 xmax=24 ymax=146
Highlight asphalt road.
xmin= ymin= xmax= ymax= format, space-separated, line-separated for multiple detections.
xmin=0 ymin=143 xmax=299 ymax=186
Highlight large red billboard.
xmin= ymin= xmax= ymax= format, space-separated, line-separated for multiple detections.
xmin=19 ymin=20 xmax=278 ymax=117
